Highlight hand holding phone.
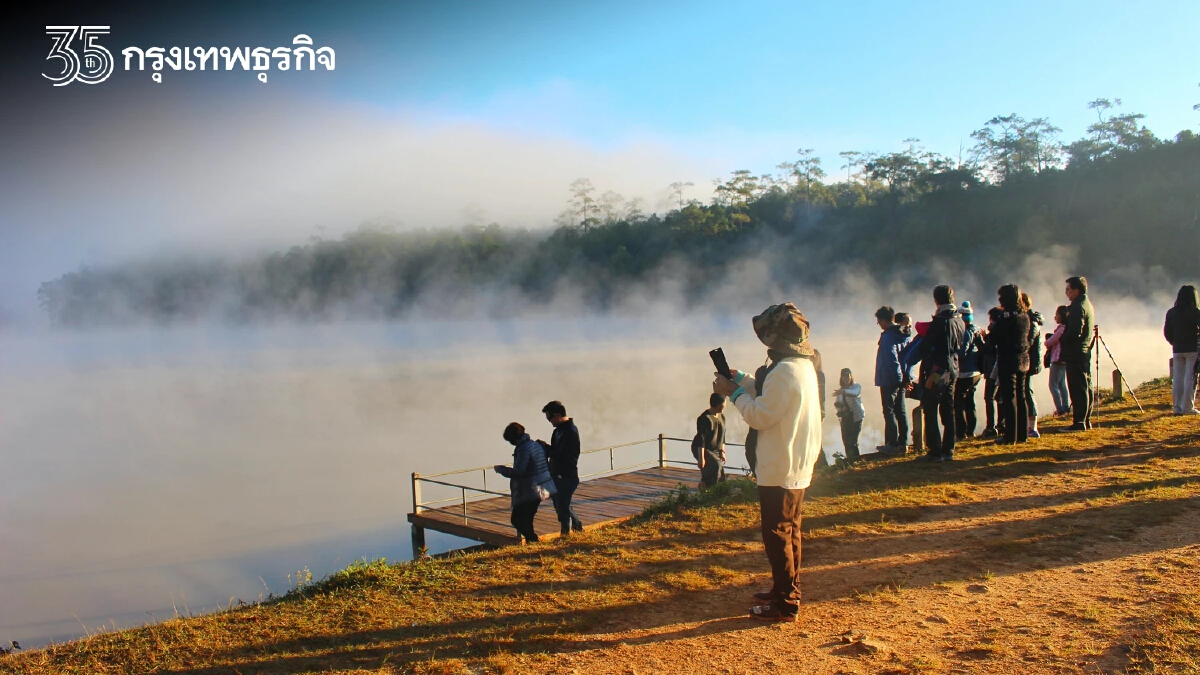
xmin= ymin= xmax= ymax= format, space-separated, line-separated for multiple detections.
xmin=710 ymin=347 xmax=732 ymax=380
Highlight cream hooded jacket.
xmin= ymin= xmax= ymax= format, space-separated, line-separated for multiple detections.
xmin=732 ymin=357 xmax=823 ymax=489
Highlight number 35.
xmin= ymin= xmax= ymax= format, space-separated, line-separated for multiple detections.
xmin=44 ymin=25 xmax=114 ymax=86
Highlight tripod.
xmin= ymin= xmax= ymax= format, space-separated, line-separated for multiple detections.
xmin=1089 ymin=325 xmax=1145 ymax=428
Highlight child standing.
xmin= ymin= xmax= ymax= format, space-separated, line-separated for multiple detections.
xmin=833 ymin=368 xmax=865 ymax=463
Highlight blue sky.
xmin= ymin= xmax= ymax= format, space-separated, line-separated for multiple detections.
xmin=333 ymin=0 xmax=1200 ymax=161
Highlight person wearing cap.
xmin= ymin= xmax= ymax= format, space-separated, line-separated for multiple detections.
xmin=954 ymin=301 xmax=985 ymax=439
xmin=713 ymin=302 xmax=822 ymax=622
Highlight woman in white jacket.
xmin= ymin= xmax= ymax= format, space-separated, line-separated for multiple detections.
xmin=714 ymin=302 xmax=822 ymax=622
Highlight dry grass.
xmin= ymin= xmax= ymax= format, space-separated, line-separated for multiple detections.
xmin=3 ymin=380 xmax=1200 ymax=674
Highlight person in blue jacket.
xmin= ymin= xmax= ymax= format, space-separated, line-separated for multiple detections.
xmin=873 ymin=306 xmax=912 ymax=454
xmin=494 ymin=422 xmax=557 ymax=544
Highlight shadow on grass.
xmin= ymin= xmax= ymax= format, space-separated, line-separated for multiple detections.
xmin=156 ymin=491 xmax=1200 ymax=675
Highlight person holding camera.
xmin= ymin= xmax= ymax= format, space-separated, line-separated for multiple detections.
xmin=712 ymin=302 xmax=822 ymax=622
xmin=1062 ymin=276 xmax=1096 ymax=431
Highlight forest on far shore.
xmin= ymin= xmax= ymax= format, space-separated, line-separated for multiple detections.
xmin=36 ymin=98 xmax=1200 ymax=326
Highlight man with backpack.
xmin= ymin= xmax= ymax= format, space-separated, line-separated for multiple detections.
xmin=693 ymin=393 xmax=727 ymax=487
xmin=914 ymin=285 xmax=967 ymax=462
xmin=540 ymin=401 xmax=584 ymax=535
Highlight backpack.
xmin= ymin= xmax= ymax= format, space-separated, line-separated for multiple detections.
xmin=691 ymin=433 xmax=704 ymax=460
xmin=1027 ymin=316 xmax=1044 ymax=375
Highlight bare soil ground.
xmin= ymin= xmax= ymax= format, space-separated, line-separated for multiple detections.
xmin=4 ymin=381 xmax=1199 ymax=674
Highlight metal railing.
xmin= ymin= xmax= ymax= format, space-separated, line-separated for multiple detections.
xmin=410 ymin=434 xmax=747 ymax=522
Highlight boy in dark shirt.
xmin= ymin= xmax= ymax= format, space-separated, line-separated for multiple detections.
xmin=540 ymin=400 xmax=584 ymax=535
xmin=694 ymin=393 xmax=727 ymax=487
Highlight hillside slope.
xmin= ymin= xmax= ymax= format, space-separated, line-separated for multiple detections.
xmin=4 ymin=381 xmax=1199 ymax=674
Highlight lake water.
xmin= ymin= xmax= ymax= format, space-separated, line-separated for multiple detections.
xmin=0 ymin=314 xmax=1171 ymax=647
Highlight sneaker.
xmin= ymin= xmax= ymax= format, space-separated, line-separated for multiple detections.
xmin=915 ymin=452 xmax=942 ymax=462
xmin=749 ymin=603 xmax=799 ymax=622
xmin=980 ymin=428 xmax=998 ymax=438
xmin=1188 ymin=410 xmax=1200 ymax=416
xmin=1028 ymin=429 xmax=1041 ymax=439
xmin=876 ymin=444 xmax=905 ymax=456
xmin=1063 ymin=424 xmax=1087 ymax=432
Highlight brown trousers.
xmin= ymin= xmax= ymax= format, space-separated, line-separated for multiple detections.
xmin=758 ymin=486 xmax=805 ymax=609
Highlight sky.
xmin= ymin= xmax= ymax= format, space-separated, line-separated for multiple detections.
xmin=1 ymin=0 xmax=1198 ymax=321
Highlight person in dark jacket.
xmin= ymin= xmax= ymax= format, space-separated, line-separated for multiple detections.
xmin=914 ymin=285 xmax=966 ymax=461
xmin=695 ymin=393 xmax=727 ymax=486
xmin=954 ymin=302 xmax=985 ymax=440
xmin=1061 ymin=276 xmax=1096 ymax=431
xmin=495 ymin=422 xmax=558 ymax=543
xmin=540 ymin=401 xmax=584 ymax=535
xmin=874 ymin=306 xmax=912 ymax=453
xmin=979 ymin=307 xmax=1003 ymax=438
xmin=1164 ymin=285 xmax=1200 ymax=415
xmin=993 ymin=285 xmax=1031 ymax=445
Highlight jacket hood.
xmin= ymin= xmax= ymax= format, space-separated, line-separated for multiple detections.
xmin=1029 ymin=310 xmax=1045 ymax=325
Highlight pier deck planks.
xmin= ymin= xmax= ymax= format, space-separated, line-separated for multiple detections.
xmin=408 ymin=465 xmax=701 ymax=547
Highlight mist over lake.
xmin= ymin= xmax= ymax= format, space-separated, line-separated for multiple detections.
xmin=0 ymin=306 xmax=1171 ymax=648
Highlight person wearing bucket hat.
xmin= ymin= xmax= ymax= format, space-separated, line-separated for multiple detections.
xmin=954 ymin=301 xmax=985 ymax=440
xmin=712 ymin=302 xmax=822 ymax=622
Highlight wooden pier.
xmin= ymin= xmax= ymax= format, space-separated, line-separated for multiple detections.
xmin=408 ymin=435 xmax=745 ymax=550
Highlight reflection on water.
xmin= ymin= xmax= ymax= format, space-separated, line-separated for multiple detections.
xmin=0 ymin=316 xmax=1170 ymax=647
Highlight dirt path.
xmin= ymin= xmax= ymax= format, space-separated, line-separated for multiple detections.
xmin=529 ymin=438 xmax=1200 ymax=675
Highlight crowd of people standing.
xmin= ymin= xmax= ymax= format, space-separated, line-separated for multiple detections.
xmin=870 ymin=276 xmax=1099 ymax=461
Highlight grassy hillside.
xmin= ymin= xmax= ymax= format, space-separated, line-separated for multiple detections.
xmin=4 ymin=380 xmax=1199 ymax=674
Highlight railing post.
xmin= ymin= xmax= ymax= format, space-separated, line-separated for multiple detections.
xmin=658 ymin=434 xmax=666 ymax=469
xmin=410 ymin=471 xmax=426 ymax=558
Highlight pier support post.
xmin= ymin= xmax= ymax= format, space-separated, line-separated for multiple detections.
xmin=411 ymin=524 xmax=426 ymax=558
xmin=657 ymin=434 xmax=666 ymax=468
xmin=1112 ymin=369 xmax=1124 ymax=400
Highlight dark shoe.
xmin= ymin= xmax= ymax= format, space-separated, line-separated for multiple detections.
xmin=571 ymin=520 xmax=584 ymax=532
xmin=875 ymin=445 xmax=902 ymax=456
xmin=980 ymin=428 xmax=997 ymax=438
xmin=940 ymin=455 xmax=954 ymax=462
xmin=749 ymin=602 xmax=798 ymax=622
xmin=875 ymin=444 xmax=892 ymax=451
xmin=1063 ymin=424 xmax=1086 ymax=432
xmin=915 ymin=452 xmax=942 ymax=462
xmin=752 ymin=591 xmax=776 ymax=603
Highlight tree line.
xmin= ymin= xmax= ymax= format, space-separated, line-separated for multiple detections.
xmin=37 ymin=97 xmax=1200 ymax=326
